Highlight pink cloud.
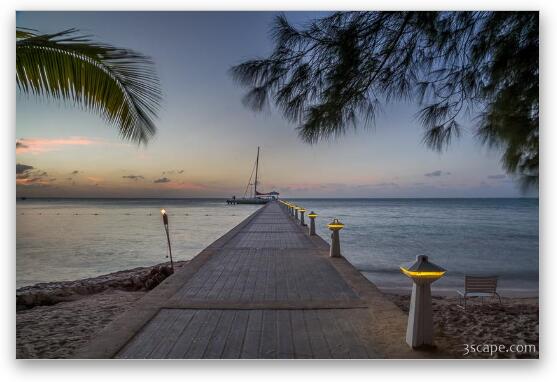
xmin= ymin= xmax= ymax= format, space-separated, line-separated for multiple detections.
xmin=86 ymin=176 xmax=103 ymax=184
xmin=158 ymin=181 xmax=206 ymax=191
xmin=16 ymin=137 xmax=102 ymax=154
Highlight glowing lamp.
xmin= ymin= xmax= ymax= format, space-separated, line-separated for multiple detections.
xmin=327 ymin=218 xmax=344 ymax=257
xmin=400 ymin=255 xmax=446 ymax=284
xmin=400 ymin=255 xmax=446 ymax=348
xmin=327 ymin=219 xmax=344 ymax=230
xmin=161 ymin=209 xmax=168 ymax=225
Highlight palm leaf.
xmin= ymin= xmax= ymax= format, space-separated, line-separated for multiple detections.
xmin=16 ymin=28 xmax=162 ymax=144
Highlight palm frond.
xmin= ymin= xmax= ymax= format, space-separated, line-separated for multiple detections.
xmin=16 ymin=28 xmax=162 ymax=144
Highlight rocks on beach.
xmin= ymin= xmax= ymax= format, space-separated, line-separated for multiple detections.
xmin=16 ymin=262 xmax=184 ymax=311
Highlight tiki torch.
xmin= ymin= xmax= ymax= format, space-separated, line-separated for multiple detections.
xmin=160 ymin=209 xmax=174 ymax=271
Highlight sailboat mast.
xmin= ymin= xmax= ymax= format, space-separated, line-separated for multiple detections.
xmin=254 ymin=147 xmax=260 ymax=197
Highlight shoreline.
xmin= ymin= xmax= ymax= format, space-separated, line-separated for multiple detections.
xmin=16 ymin=261 xmax=188 ymax=310
xmin=378 ymin=286 xmax=539 ymax=298
xmin=16 ymin=263 xmax=539 ymax=359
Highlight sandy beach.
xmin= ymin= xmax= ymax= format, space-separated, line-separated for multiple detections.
xmin=16 ymin=261 xmax=187 ymax=359
xmin=387 ymin=294 xmax=539 ymax=359
xmin=16 ymin=264 xmax=538 ymax=359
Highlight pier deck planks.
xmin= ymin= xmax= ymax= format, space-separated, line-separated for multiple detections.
xmin=78 ymin=201 xmax=423 ymax=359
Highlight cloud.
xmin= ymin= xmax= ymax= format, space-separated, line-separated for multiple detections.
xmin=16 ymin=163 xmax=34 ymax=174
xmin=355 ymin=182 xmax=399 ymax=189
xmin=16 ymin=164 xmax=52 ymax=186
xmin=158 ymin=180 xmax=206 ymax=190
xmin=15 ymin=137 xmax=102 ymax=154
xmin=16 ymin=141 xmax=28 ymax=149
xmin=424 ymin=170 xmax=451 ymax=177
xmin=154 ymin=177 xmax=171 ymax=183
xmin=123 ymin=175 xmax=145 ymax=181
xmin=86 ymin=176 xmax=103 ymax=184
xmin=373 ymin=182 xmax=399 ymax=188
xmin=162 ymin=170 xmax=185 ymax=175
xmin=488 ymin=174 xmax=506 ymax=180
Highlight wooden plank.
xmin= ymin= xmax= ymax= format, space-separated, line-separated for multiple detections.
xmin=240 ymin=310 xmax=264 ymax=359
xmin=165 ymin=310 xmax=210 ymax=358
xmin=184 ymin=310 xmax=223 ymax=358
xmin=276 ymin=310 xmax=294 ymax=358
xmin=251 ymin=251 xmax=269 ymax=300
xmin=221 ymin=310 xmax=250 ymax=359
xmin=117 ymin=309 xmax=181 ymax=359
xmin=290 ymin=310 xmax=312 ymax=359
xmin=203 ymin=310 xmax=237 ymax=358
xmin=334 ymin=310 xmax=369 ymax=359
xmin=317 ymin=310 xmax=350 ymax=359
xmin=258 ymin=310 xmax=277 ymax=359
xmin=147 ymin=310 xmax=196 ymax=359
xmin=303 ymin=310 xmax=331 ymax=359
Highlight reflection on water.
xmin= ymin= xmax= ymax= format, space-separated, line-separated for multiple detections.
xmin=16 ymin=199 xmax=260 ymax=288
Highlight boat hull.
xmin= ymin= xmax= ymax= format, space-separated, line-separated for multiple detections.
xmin=227 ymin=198 xmax=269 ymax=205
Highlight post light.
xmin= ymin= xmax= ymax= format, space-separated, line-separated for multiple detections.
xmin=307 ymin=211 xmax=317 ymax=235
xmin=400 ymin=255 xmax=446 ymax=348
xmin=160 ymin=209 xmax=175 ymax=272
xmin=298 ymin=207 xmax=307 ymax=226
xmin=327 ymin=218 xmax=344 ymax=258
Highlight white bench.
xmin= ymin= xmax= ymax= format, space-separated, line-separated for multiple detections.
xmin=457 ymin=275 xmax=502 ymax=309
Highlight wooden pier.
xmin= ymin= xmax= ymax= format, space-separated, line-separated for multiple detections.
xmin=76 ymin=201 xmax=429 ymax=359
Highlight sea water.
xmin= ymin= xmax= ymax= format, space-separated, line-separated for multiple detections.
xmin=16 ymin=198 xmax=538 ymax=295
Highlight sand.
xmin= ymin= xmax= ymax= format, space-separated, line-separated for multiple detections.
xmin=16 ymin=261 xmax=188 ymax=359
xmin=387 ymin=294 xmax=539 ymax=359
xmin=17 ymin=289 xmax=146 ymax=359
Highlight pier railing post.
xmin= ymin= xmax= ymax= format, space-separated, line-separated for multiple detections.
xmin=327 ymin=218 xmax=344 ymax=258
xmin=308 ymin=211 xmax=317 ymax=235
xmin=294 ymin=207 xmax=299 ymax=220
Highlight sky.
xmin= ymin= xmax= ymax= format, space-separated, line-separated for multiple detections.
xmin=16 ymin=11 xmax=534 ymax=198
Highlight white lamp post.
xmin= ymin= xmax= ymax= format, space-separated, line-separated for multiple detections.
xmin=327 ymin=218 xmax=344 ymax=258
xmin=298 ymin=207 xmax=307 ymax=226
xmin=400 ymin=255 xmax=446 ymax=348
xmin=307 ymin=211 xmax=317 ymax=235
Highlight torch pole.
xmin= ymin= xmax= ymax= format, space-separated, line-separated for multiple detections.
xmin=161 ymin=209 xmax=174 ymax=272
xmin=164 ymin=224 xmax=174 ymax=271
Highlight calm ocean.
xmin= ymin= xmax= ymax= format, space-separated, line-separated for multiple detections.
xmin=16 ymin=198 xmax=538 ymax=295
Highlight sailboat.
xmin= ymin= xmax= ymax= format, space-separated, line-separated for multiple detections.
xmin=226 ymin=147 xmax=279 ymax=205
